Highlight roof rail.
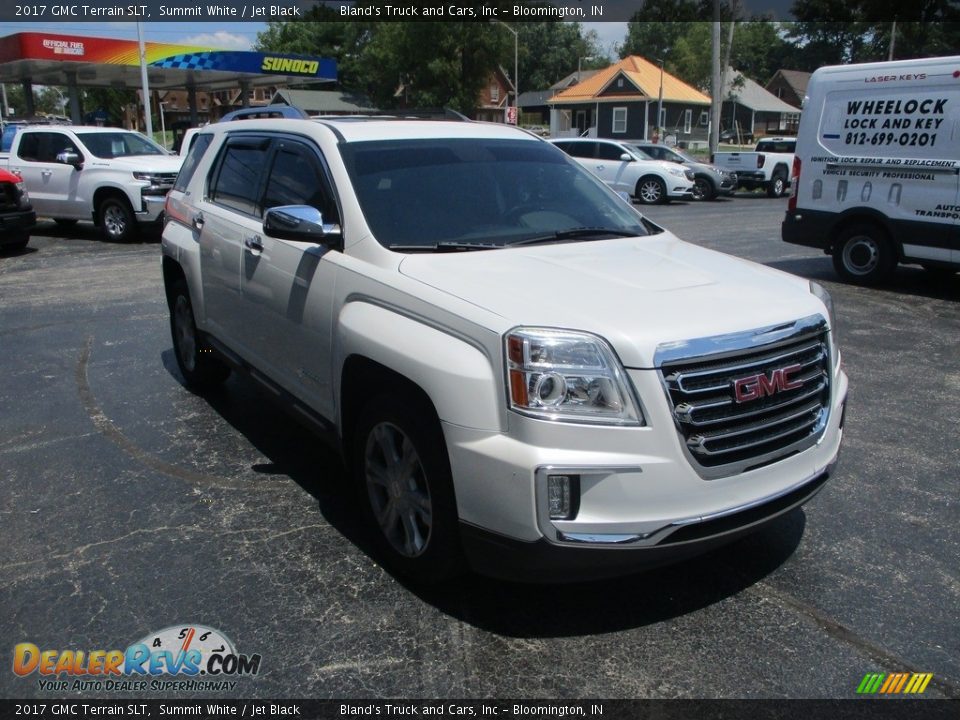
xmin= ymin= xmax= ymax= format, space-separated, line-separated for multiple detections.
xmin=218 ymin=105 xmax=311 ymax=122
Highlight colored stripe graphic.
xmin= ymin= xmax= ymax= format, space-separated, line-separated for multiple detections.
xmin=857 ymin=672 xmax=932 ymax=694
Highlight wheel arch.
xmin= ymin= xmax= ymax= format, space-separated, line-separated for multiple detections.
xmin=92 ymin=185 xmax=137 ymax=225
xmin=826 ymin=208 xmax=900 ymax=260
xmin=336 ymin=301 xmax=503 ymax=445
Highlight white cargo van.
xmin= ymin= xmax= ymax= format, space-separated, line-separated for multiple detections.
xmin=782 ymin=56 xmax=960 ymax=284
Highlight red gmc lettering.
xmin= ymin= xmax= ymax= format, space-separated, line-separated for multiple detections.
xmin=733 ymin=364 xmax=803 ymax=403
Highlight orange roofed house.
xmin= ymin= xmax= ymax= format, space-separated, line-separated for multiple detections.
xmin=548 ymin=56 xmax=712 ymax=145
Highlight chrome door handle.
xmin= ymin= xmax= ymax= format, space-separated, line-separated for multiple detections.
xmin=244 ymin=235 xmax=263 ymax=252
xmin=192 ymin=212 xmax=204 ymax=230
xmin=41 ymin=170 xmax=52 ymax=177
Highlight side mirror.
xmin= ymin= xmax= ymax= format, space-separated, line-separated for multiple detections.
xmin=263 ymin=205 xmax=341 ymax=245
xmin=619 ymin=153 xmax=633 ymax=162
xmin=56 ymin=150 xmax=83 ymax=170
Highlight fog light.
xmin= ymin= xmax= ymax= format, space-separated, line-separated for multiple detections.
xmin=547 ymin=474 xmax=579 ymax=520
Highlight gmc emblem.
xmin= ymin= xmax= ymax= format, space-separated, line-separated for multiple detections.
xmin=733 ymin=364 xmax=803 ymax=403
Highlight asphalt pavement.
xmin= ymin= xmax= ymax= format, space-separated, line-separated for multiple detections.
xmin=1 ymin=203 xmax=957 ymax=701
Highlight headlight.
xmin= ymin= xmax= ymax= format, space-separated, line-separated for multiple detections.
xmin=505 ymin=328 xmax=643 ymax=425
xmin=810 ymin=281 xmax=840 ymax=368
xmin=15 ymin=181 xmax=29 ymax=207
xmin=667 ymin=166 xmax=686 ymax=178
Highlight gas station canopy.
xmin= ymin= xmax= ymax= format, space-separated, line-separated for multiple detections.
xmin=0 ymin=32 xmax=336 ymax=91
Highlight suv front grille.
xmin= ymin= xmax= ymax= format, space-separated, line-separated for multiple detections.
xmin=0 ymin=182 xmax=19 ymax=212
xmin=659 ymin=321 xmax=831 ymax=478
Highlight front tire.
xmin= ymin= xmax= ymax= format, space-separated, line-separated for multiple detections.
xmin=636 ymin=176 xmax=666 ymax=205
xmin=353 ymin=393 xmax=463 ymax=583
xmin=168 ymin=278 xmax=230 ymax=390
xmin=692 ymin=176 xmax=715 ymax=201
xmin=97 ymin=196 xmax=137 ymax=243
xmin=832 ymin=223 xmax=896 ymax=285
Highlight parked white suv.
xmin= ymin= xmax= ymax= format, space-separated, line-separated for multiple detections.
xmin=2 ymin=126 xmax=183 ymax=241
xmin=162 ymin=118 xmax=847 ymax=583
xmin=550 ymin=138 xmax=695 ymax=204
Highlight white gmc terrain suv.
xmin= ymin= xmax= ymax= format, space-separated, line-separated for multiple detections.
xmin=161 ymin=117 xmax=847 ymax=583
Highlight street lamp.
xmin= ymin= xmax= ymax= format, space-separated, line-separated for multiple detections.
xmin=655 ymin=57 xmax=665 ymax=143
xmin=491 ymin=20 xmax=518 ymax=124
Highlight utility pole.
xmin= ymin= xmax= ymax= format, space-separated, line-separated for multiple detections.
xmin=889 ymin=21 xmax=897 ymax=61
xmin=710 ymin=2 xmax=721 ymax=154
xmin=137 ymin=21 xmax=153 ymax=137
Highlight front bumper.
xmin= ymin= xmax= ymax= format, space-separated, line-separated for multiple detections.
xmin=462 ymin=468 xmax=832 ymax=582
xmin=667 ymin=184 xmax=695 ymax=199
xmin=137 ymin=194 xmax=167 ymax=224
xmin=444 ymin=366 xmax=848 ymax=582
xmin=782 ymin=208 xmax=835 ymax=251
xmin=0 ymin=208 xmax=36 ymax=243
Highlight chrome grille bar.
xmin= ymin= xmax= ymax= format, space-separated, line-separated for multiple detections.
xmin=657 ymin=316 xmax=832 ymax=479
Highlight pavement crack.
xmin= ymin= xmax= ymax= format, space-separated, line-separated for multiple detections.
xmin=749 ymin=581 xmax=960 ymax=699
xmin=74 ymin=335 xmax=268 ymax=490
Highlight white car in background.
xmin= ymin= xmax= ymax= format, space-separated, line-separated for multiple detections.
xmin=550 ymin=138 xmax=695 ymax=204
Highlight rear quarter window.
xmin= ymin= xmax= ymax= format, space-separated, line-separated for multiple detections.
xmin=174 ymin=133 xmax=213 ymax=192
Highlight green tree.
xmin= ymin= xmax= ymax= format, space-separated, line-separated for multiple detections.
xmin=82 ymin=87 xmax=137 ymax=125
xmin=355 ymin=22 xmax=506 ymax=114
xmin=514 ymin=22 xmax=604 ymax=92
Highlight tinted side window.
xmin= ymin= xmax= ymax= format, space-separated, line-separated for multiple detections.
xmin=17 ymin=132 xmax=80 ymax=163
xmin=210 ymin=141 xmax=269 ymax=217
xmin=566 ymin=142 xmax=597 ymax=159
xmin=16 ymin=132 xmax=40 ymax=161
xmin=262 ymin=144 xmax=339 ymax=223
xmin=174 ymin=133 xmax=213 ymax=192
xmin=596 ymin=143 xmax=624 ymax=160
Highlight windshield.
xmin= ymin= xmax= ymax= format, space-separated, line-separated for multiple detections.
xmin=339 ymin=138 xmax=648 ymax=250
xmin=76 ymin=131 xmax=167 ymax=159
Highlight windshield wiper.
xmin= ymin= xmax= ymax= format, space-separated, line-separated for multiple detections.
xmin=389 ymin=241 xmax=503 ymax=253
xmin=507 ymin=227 xmax=639 ymax=247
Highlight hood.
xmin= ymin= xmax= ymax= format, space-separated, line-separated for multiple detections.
xmin=89 ymin=154 xmax=184 ymax=173
xmin=399 ymin=233 xmax=826 ymax=368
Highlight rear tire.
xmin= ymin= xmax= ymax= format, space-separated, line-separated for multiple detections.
xmin=97 ymin=196 xmax=138 ymax=243
xmin=353 ymin=393 xmax=464 ymax=583
xmin=767 ymin=171 xmax=787 ymax=198
xmin=168 ymin=278 xmax=230 ymax=390
xmin=832 ymin=223 xmax=896 ymax=286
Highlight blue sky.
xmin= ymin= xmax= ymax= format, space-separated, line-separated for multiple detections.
xmin=0 ymin=21 xmax=626 ymax=57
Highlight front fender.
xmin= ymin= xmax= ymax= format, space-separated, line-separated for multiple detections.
xmin=336 ymin=301 xmax=502 ymax=432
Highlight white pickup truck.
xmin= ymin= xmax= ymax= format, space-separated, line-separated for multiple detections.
xmin=712 ymin=137 xmax=796 ymax=198
xmin=1 ymin=125 xmax=183 ymax=241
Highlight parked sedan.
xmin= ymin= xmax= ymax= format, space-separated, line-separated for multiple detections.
xmin=550 ymin=138 xmax=695 ymax=204
xmin=633 ymin=142 xmax=737 ymax=201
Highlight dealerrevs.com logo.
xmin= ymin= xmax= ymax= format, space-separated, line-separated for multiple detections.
xmin=12 ymin=625 xmax=261 ymax=692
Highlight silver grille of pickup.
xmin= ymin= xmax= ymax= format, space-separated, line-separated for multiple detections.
xmin=657 ymin=317 xmax=831 ymax=479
